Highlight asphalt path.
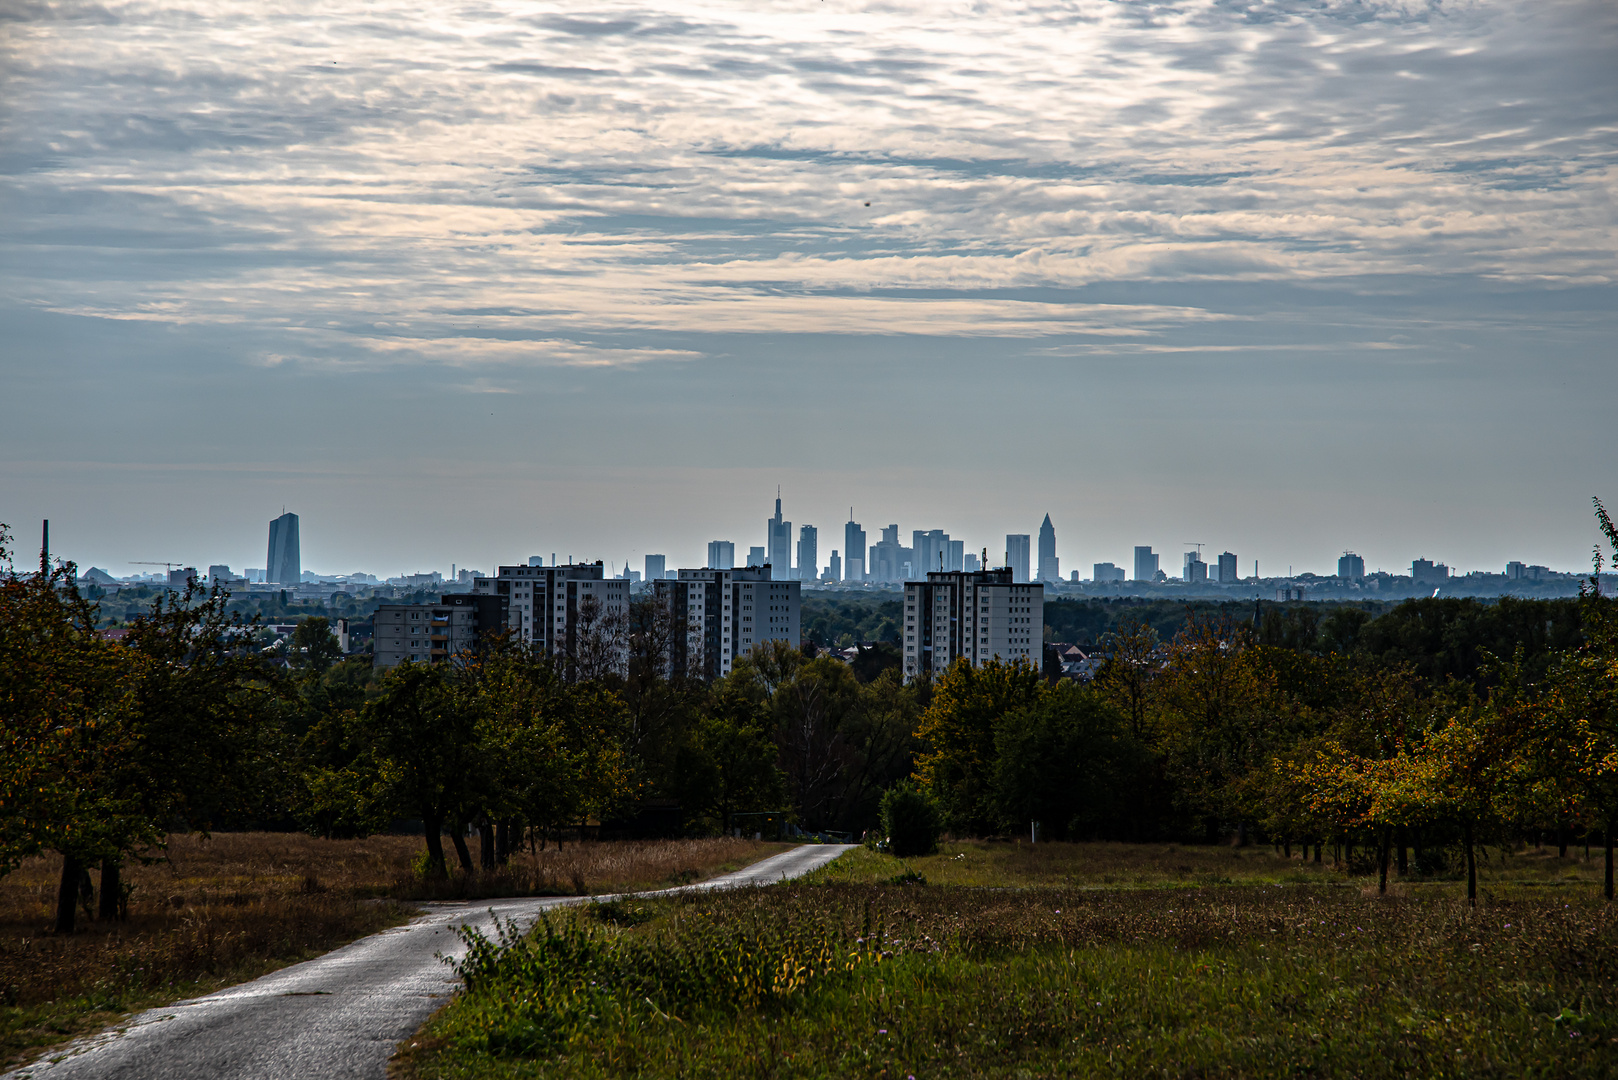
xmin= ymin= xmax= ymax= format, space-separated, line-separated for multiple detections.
xmin=10 ymin=844 xmax=853 ymax=1080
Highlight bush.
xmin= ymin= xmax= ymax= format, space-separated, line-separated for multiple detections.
xmin=880 ymin=783 xmax=942 ymax=858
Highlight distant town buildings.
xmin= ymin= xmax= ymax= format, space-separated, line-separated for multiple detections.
xmin=797 ymin=525 xmax=818 ymax=582
xmin=1411 ymin=558 xmax=1450 ymax=585
xmin=1037 ymin=514 xmax=1059 ymax=583
xmin=843 ymin=516 xmax=866 ymax=583
xmin=767 ymin=495 xmax=793 ymax=578
xmin=1005 ymin=534 xmax=1031 ymax=583
xmin=903 ymin=567 xmax=1043 ymax=681
xmin=266 ymin=511 xmax=300 ymax=585
xmin=1338 ymin=552 xmax=1365 ymax=580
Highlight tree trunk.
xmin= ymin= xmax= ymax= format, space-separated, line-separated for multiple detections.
xmin=99 ymin=859 xmax=122 ymax=921
xmin=496 ymin=819 xmax=514 ymax=865
xmin=1606 ymin=819 xmax=1615 ymax=902
xmin=1313 ymin=840 xmax=1322 ymax=864
xmin=478 ymin=822 xmax=496 ymax=870
xmin=1283 ymin=837 xmax=1291 ymax=859
xmin=55 ymin=852 xmax=81 ymax=934
xmin=1378 ymin=829 xmax=1390 ymax=895
xmin=1463 ymin=819 xmax=1477 ymax=906
xmin=1397 ymin=827 xmax=1408 ymax=876
xmin=422 ymin=813 xmax=448 ymax=878
xmin=1558 ymin=815 xmax=1568 ymax=859
xmin=450 ymin=825 xmax=474 ymax=874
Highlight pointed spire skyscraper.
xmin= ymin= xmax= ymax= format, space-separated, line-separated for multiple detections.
xmin=1037 ymin=513 xmax=1059 ymax=583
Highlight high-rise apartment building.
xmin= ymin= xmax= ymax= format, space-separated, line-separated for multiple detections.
xmin=707 ymin=541 xmax=735 ymax=570
xmin=654 ymin=567 xmax=800 ymax=680
xmin=1411 ymin=558 xmax=1449 ymax=585
xmin=797 ymin=525 xmax=818 ymax=582
xmin=1338 ymin=552 xmax=1365 ymax=580
xmin=1183 ymin=551 xmax=1208 ymax=583
xmin=1133 ymin=546 xmax=1159 ymax=582
xmin=1037 ymin=514 xmax=1059 ymax=582
xmin=902 ymin=568 xmax=1043 ymax=681
xmin=472 ymin=562 xmax=630 ymax=673
xmin=767 ymin=495 xmax=792 ymax=578
xmin=266 ymin=511 xmax=300 ymax=585
xmin=645 ymin=554 xmax=667 ymax=582
xmin=1005 ymin=534 xmax=1031 ymax=583
xmin=374 ymin=593 xmax=505 ymax=669
xmin=844 ymin=517 xmax=866 ymax=583
xmin=1218 ymin=551 xmax=1239 ymax=583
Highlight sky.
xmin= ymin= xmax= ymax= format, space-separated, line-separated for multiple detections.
xmin=2 ymin=0 xmax=1615 ymax=580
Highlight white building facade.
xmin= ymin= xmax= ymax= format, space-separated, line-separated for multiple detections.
xmin=902 ymin=567 xmax=1044 ymax=681
xmin=472 ymin=561 xmax=629 ymax=672
xmin=653 ymin=566 xmax=800 ymax=680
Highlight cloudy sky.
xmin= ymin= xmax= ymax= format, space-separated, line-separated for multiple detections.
xmin=2 ymin=0 xmax=1614 ymax=579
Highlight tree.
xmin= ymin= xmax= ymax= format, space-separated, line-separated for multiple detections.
xmin=350 ymin=662 xmax=483 ymax=877
xmin=913 ymin=657 xmax=1043 ymax=835
xmin=992 ymin=682 xmax=1131 ymax=839
xmin=290 ymin=616 xmax=343 ymax=673
xmin=880 ymin=781 xmax=941 ymax=857
xmin=675 ymin=688 xmax=785 ymax=834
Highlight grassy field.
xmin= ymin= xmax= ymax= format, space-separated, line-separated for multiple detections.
xmin=398 ymin=842 xmax=1618 ymax=1079
xmin=0 ymin=833 xmax=784 ymax=1069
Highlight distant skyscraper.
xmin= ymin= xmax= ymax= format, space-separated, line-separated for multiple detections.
xmin=1133 ymin=546 xmax=1159 ymax=582
xmin=1338 ymin=552 xmax=1365 ymax=580
xmin=1037 ymin=514 xmax=1059 ymax=582
xmin=828 ymin=550 xmax=842 ymax=583
xmin=767 ymin=494 xmax=792 ymax=577
xmin=1094 ymin=562 xmax=1126 ymax=583
xmin=1218 ymin=551 xmax=1239 ymax=583
xmin=1411 ymin=558 xmax=1448 ymax=585
xmin=964 ymin=552 xmax=980 ymax=572
xmin=1005 ymin=534 xmax=1031 ymax=582
xmin=747 ymin=546 xmax=766 ymax=568
xmin=1183 ymin=551 xmax=1208 ymax=583
xmin=1506 ymin=560 xmax=1527 ymax=580
xmin=913 ymin=529 xmax=949 ymax=575
xmin=844 ymin=515 xmax=866 ymax=583
xmin=797 ymin=525 xmax=818 ymax=582
xmin=645 ymin=554 xmax=666 ymax=582
xmin=528 ymin=555 xmax=544 ymax=567
xmin=267 ymin=511 xmax=300 ymax=585
xmin=707 ymin=541 xmax=734 ymax=570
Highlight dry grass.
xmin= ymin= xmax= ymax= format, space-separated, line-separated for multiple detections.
xmin=395 ymin=837 xmax=793 ymax=901
xmin=0 ymin=833 xmax=786 ymax=1069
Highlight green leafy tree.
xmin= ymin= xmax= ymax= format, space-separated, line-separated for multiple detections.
xmin=880 ymin=781 xmax=941 ymax=857
xmin=913 ymin=657 xmax=1043 ymax=835
xmin=676 ymin=687 xmax=785 ymax=835
xmin=992 ymin=682 xmax=1131 ymax=839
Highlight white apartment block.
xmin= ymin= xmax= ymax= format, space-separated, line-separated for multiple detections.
xmin=373 ymin=594 xmax=495 ymax=669
xmin=473 ymin=561 xmax=629 ymax=673
xmin=902 ymin=568 xmax=1044 ymax=681
xmin=653 ymin=566 xmax=800 ymax=680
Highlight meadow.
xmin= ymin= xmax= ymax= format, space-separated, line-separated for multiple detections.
xmin=399 ymin=841 xmax=1618 ymax=1079
xmin=0 ymin=833 xmax=782 ymax=1069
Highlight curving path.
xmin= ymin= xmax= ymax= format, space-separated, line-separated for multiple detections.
xmin=9 ymin=844 xmax=853 ymax=1080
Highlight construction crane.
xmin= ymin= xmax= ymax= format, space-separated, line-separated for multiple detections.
xmin=130 ymin=561 xmax=183 ymax=572
xmin=1184 ymin=543 xmax=1204 ymax=557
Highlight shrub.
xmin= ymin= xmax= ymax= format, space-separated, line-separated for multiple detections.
xmin=880 ymin=783 xmax=942 ymax=858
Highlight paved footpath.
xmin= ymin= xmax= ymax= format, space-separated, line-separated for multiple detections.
xmin=9 ymin=844 xmax=853 ymax=1080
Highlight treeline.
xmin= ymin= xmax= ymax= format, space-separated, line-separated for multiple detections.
xmin=916 ymin=505 xmax=1618 ymax=903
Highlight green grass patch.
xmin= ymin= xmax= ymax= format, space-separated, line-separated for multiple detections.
xmin=398 ymin=876 xmax=1618 ymax=1079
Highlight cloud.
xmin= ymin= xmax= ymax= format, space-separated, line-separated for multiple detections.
xmin=0 ymin=0 xmax=1613 ymax=370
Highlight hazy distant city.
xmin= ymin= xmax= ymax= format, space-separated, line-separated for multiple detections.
xmin=68 ymin=494 xmax=1602 ymax=606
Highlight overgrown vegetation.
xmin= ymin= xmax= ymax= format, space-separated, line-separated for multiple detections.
xmin=401 ymin=861 xmax=1618 ymax=1079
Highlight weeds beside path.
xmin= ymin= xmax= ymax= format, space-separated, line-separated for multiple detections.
xmin=0 ymin=834 xmax=785 ymax=1071
xmin=398 ymin=842 xmax=1618 ymax=1079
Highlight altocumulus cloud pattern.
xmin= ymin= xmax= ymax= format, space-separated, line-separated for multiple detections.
xmin=3 ymin=0 xmax=1614 ymax=378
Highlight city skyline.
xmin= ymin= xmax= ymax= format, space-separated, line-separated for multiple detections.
xmin=21 ymin=492 xmax=1609 ymax=587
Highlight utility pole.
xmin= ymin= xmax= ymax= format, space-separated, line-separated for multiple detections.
xmin=41 ymin=519 xmax=49 ymax=572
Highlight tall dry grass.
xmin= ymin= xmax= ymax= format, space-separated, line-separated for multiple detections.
xmin=0 ymin=832 xmax=783 ymax=1067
